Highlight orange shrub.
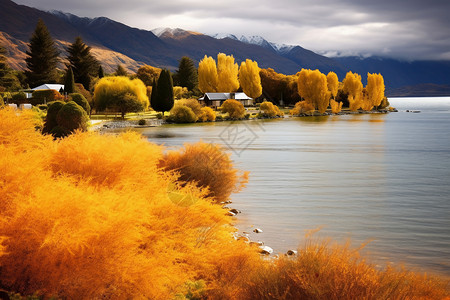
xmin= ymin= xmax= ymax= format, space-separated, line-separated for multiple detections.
xmin=0 ymin=109 xmax=257 ymax=299
xmin=220 ymin=99 xmax=245 ymax=119
xmin=330 ymin=99 xmax=343 ymax=114
xmin=199 ymin=106 xmax=216 ymax=122
xmin=159 ymin=141 xmax=249 ymax=203
xmin=260 ymin=101 xmax=283 ymax=117
xmin=290 ymin=100 xmax=315 ymax=116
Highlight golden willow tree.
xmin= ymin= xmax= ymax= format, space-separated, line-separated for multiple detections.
xmin=238 ymin=59 xmax=262 ymax=99
xmin=365 ymin=73 xmax=385 ymax=110
xmin=217 ymin=53 xmax=239 ymax=92
xmin=198 ymin=55 xmax=218 ymax=93
xmin=327 ymin=71 xmax=342 ymax=113
xmin=342 ymin=71 xmax=363 ymax=111
xmin=297 ymin=69 xmax=329 ymax=114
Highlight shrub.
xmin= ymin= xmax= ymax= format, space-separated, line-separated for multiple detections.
xmin=32 ymin=89 xmax=64 ymax=104
xmin=168 ymin=104 xmax=198 ymax=123
xmin=138 ymin=119 xmax=146 ymax=125
xmin=220 ymin=99 xmax=245 ymax=119
xmin=56 ymin=101 xmax=89 ymax=133
xmin=42 ymin=101 xmax=65 ymax=134
xmin=290 ymin=101 xmax=315 ymax=116
xmin=259 ymin=101 xmax=283 ymax=117
xmin=69 ymin=93 xmax=90 ymax=113
xmin=11 ymin=92 xmax=27 ymax=101
xmin=199 ymin=106 xmax=216 ymax=122
xmin=0 ymin=95 xmax=3 ymax=107
xmin=330 ymin=99 xmax=343 ymax=114
xmin=177 ymin=98 xmax=203 ymax=117
xmin=159 ymin=142 xmax=249 ymax=203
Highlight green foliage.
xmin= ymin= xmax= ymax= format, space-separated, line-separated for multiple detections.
xmin=177 ymin=56 xmax=198 ymax=92
xmin=0 ymin=94 xmax=4 ymax=107
xmin=25 ymin=19 xmax=59 ymax=88
xmin=56 ymin=101 xmax=89 ymax=133
xmin=98 ymin=65 xmax=105 ymax=78
xmin=63 ymin=67 xmax=75 ymax=94
xmin=93 ymin=76 xmax=149 ymax=119
xmin=11 ymin=92 xmax=27 ymax=101
xmin=114 ymin=64 xmax=128 ymax=76
xmin=0 ymin=45 xmax=22 ymax=91
xmin=151 ymin=69 xmax=174 ymax=113
xmin=66 ymin=36 xmax=99 ymax=90
xmin=69 ymin=93 xmax=90 ymax=113
xmin=167 ymin=104 xmax=198 ymax=123
xmin=42 ymin=101 xmax=65 ymax=134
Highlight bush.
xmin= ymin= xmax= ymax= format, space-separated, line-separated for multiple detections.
xmin=37 ymin=104 xmax=48 ymax=111
xmin=56 ymin=101 xmax=89 ymax=133
xmin=32 ymin=89 xmax=64 ymax=104
xmin=42 ymin=101 xmax=65 ymax=134
xmin=69 ymin=93 xmax=90 ymax=113
xmin=177 ymin=98 xmax=203 ymax=117
xmin=330 ymin=99 xmax=343 ymax=114
xmin=260 ymin=101 xmax=283 ymax=117
xmin=220 ymin=99 xmax=245 ymax=119
xmin=290 ymin=101 xmax=315 ymax=116
xmin=11 ymin=92 xmax=27 ymax=101
xmin=167 ymin=104 xmax=198 ymax=123
xmin=156 ymin=112 xmax=163 ymax=119
xmin=159 ymin=142 xmax=249 ymax=203
xmin=138 ymin=119 xmax=146 ymax=125
xmin=199 ymin=106 xmax=216 ymax=122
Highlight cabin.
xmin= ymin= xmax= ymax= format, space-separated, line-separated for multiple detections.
xmin=198 ymin=92 xmax=253 ymax=107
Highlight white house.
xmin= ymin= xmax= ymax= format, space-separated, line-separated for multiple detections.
xmin=26 ymin=84 xmax=65 ymax=98
xmin=198 ymin=92 xmax=253 ymax=107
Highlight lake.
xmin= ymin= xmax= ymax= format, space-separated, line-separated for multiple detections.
xmin=128 ymin=97 xmax=450 ymax=276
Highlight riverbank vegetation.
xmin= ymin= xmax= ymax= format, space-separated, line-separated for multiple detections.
xmin=0 ymin=108 xmax=448 ymax=299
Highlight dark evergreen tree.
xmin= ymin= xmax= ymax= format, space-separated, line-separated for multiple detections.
xmin=25 ymin=19 xmax=59 ymax=88
xmin=177 ymin=56 xmax=198 ymax=92
xmin=0 ymin=45 xmax=21 ymax=91
xmin=98 ymin=65 xmax=105 ymax=78
xmin=115 ymin=64 xmax=128 ymax=76
xmin=67 ymin=36 xmax=99 ymax=91
xmin=150 ymin=77 xmax=157 ymax=107
xmin=64 ymin=67 xmax=75 ymax=94
xmin=151 ymin=69 xmax=174 ymax=114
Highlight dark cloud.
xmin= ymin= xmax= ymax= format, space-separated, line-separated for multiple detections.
xmin=12 ymin=0 xmax=450 ymax=60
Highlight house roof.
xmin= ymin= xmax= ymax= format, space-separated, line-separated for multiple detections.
xmin=32 ymin=84 xmax=65 ymax=91
xmin=203 ymin=92 xmax=252 ymax=101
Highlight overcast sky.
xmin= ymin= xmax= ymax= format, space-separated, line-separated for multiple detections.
xmin=13 ymin=0 xmax=450 ymax=61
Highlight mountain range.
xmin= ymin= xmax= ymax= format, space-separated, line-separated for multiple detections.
xmin=1 ymin=0 xmax=449 ymax=96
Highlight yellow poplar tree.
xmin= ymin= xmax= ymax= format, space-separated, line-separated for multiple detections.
xmin=342 ymin=71 xmax=363 ymax=111
xmin=366 ymin=73 xmax=385 ymax=109
xmin=238 ymin=59 xmax=262 ymax=99
xmin=198 ymin=55 xmax=218 ymax=93
xmin=217 ymin=53 xmax=239 ymax=92
xmin=297 ymin=69 xmax=329 ymax=114
xmin=327 ymin=71 xmax=339 ymax=99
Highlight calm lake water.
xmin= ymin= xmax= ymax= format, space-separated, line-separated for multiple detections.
xmin=129 ymin=97 xmax=450 ymax=276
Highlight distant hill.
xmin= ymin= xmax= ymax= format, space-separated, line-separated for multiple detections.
xmin=0 ymin=0 xmax=449 ymax=96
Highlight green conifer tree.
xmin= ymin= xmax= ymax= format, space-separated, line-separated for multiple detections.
xmin=98 ymin=65 xmax=105 ymax=78
xmin=25 ymin=19 xmax=59 ymax=88
xmin=115 ymin=64 xmax=128 ymax=76
xmin=0 ymin=45 xmax=21 ymax=91
xmin=64 ymin=67 xmax=75 ymax=94
xmin=151 ymin=69 xmax=174 ymax=114
xmin=67 ymin=36 xmax=99 ymax=90
xmin=177 ymin=56 xmax=198 ymax=92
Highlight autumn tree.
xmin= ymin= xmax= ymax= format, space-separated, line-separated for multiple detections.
xmin=136 ymin=65 xmax=161 ymax=86
xmin=217 ymin=53 xmax=239 ymax=92
xmin=239 ymin=59 xmax=262 ymax=99
xmin=342 ymin=71 xmax=363 ymax=111
xmin=198 ymin=55 xmax=218 ymax=93
xmin=63 ymin=67 xmax=75 ymax=94
xmin=25 ymin=19 xmax=59 ymax=87
xmin=94 ymin=76 xmax=149 ymax=118
xmin=177 ymin=56 xmax=198 ymax=92
xmin=151 ymin=69 xmax=174 ymax=114
xmin=297 ymin=69 xmax=329 ymax=114
xmin=327 ymin=72 xmax=339 ymax=99
xmin=366 ymin=73 xmax=385 ymax=110
xmin=259 ymin=68 xmax=300 ymax=105
xmin=66 ymin=36 xmax=99 ymax=90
